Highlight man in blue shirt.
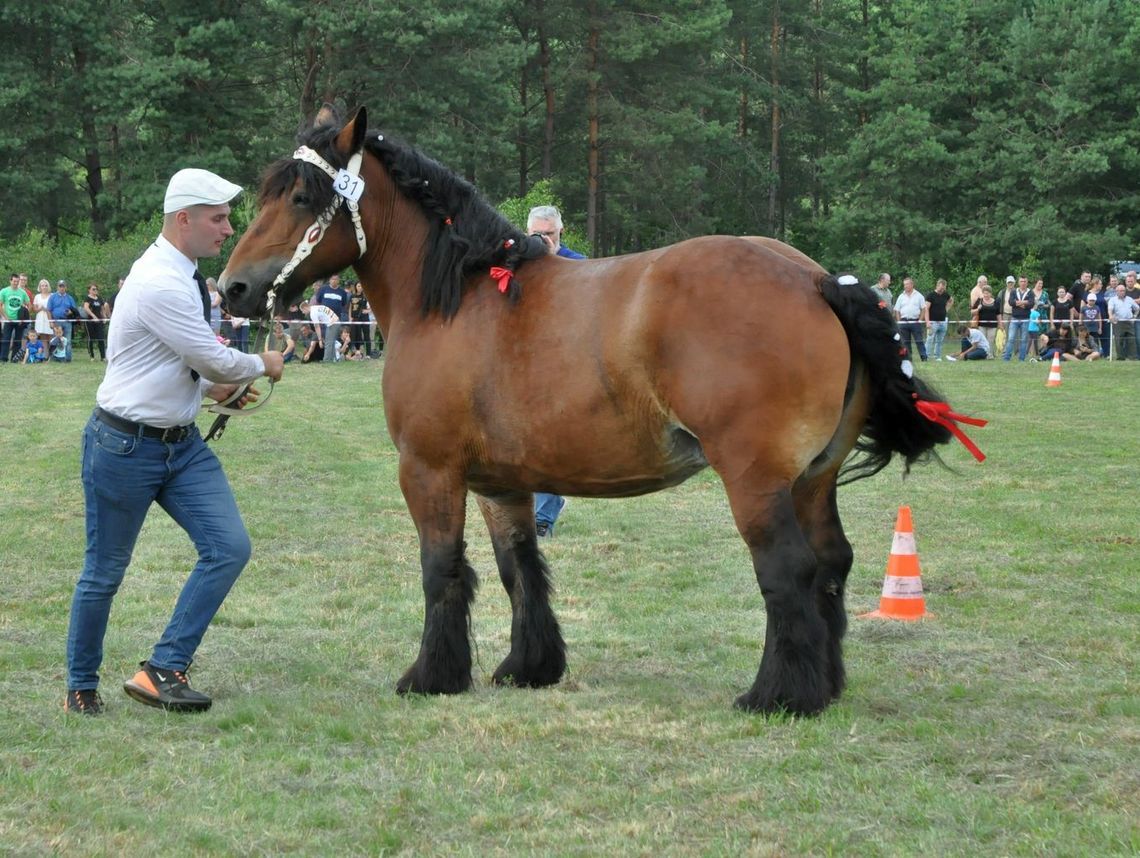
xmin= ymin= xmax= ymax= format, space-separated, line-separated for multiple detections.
xmin=46 ymin=280 xmax=79 ymax=361
xmin=526 ymin=205 xmax=586 ymax=537
xmin=314 ymin=273 xmax=349 ymax=362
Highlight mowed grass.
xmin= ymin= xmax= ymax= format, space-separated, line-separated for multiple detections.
xmin=1 ymin=357 xmax=1137 ymax=856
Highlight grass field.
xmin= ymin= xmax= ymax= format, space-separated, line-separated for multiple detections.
xmin=1 ymin=358 xmax=1137 ymax=856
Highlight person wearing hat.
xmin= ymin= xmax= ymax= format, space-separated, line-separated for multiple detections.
xmin=46 ymin=279 xmax=79 ymax=362
xmin=64 ymin=168 xmax=286 ymax=716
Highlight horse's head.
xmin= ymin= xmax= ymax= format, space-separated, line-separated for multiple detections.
xmin=219 ymin=106 xmax=371 ymax=318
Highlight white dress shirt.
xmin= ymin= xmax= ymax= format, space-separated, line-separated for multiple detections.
xmin=97 ymin=235 xmax=265 ymax=427
xmin=893 ymin=289 xmax=926 ymax=321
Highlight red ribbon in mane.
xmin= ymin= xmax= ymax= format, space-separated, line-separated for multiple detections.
xmin=489 ymin=266 xmax=513 ymax=294
xmin=913 ymin=398 xmax=988 ymax=462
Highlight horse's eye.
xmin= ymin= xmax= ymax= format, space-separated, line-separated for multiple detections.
xmin=291 ymin=192 xmax=310 ymax=208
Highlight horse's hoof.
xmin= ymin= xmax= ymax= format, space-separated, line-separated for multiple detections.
xmin=492 ymin=652 xmax=565 ymax=688
xmin=734 ymin=689 xmax=828 ymax=717
xmin=396 ymin=663 xmax=471 ymax=695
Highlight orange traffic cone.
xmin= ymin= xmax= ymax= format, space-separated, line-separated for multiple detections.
xmin=1045 ymin=353 xmax=1062 ymax=387
xmin=859 ymin=505 xmax=931 ymax=621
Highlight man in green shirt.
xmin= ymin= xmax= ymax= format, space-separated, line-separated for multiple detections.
xmin=1 ymin=272 xmax=31 ymax=363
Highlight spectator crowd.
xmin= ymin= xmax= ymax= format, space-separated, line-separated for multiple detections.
xmin=4 ymin=266 xmax=1138 ymax=367
xmin=873 ymin=267 xmax=1139 ymax=362
xmin=1 ymin=272 xmax=384 ymax=366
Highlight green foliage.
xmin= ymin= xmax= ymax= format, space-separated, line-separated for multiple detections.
xmin=2 ymin=0 xmax=1140 ymax=279
xmin=3 ymin=218 xmax=161 ymax=290
xmin=497 ymin=178 xmax=588 ymax=255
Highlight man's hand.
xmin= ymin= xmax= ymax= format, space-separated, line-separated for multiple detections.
xmin=260 ymin=350 xmax=284 ymax=381
xmin=207 ymin=383 xmax=265 ymax=407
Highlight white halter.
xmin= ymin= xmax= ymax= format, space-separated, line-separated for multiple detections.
xmin=263 ymin=145 xmax=368 ymax=315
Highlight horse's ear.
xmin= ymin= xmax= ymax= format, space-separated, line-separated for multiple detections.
xmin=314 ymin=102 xmax=339 ymax=128
xmin=335 ymin=106 xmax=368 ymax=155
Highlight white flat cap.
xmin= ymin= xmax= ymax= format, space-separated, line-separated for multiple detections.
xmin=163 ymin=168 xmax=242 ymax=214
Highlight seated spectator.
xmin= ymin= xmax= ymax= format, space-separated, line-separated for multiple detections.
xmin=1072 ymin=325 xmax=1102 ymax=361
xmin=268 ymin=321 xmax=296 ymax=362
xmin=49 ymin=323 xmax=70 ymax=362
xmin=335 ymin=327 xmax=364 ymax=361
xmin=23 ymin=330 xmax=45 ymax=364
xmin=1039 ymin=327 xmax=1076 ymax=361
xmin=946 ymin=324 xmax=990 ymax=361
xmin=297 ymin=324 xmax=321 ymax=363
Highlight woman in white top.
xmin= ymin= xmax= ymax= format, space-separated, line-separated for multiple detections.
xmin=33 ymin=279 xmax=54 ymax=339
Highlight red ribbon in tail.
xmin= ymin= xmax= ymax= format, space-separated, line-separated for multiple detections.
xmin=489 ymin=266 xmax=512 ymax=293
xmin=914 ymin=398 xmax=988 ymax=462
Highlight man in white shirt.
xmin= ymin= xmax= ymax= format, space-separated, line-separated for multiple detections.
xmin=1106 ymin=281 xmax=1138 ymax=360
xmin=893 ymin=276 xmax=928 ymax=361
xmin=65 ymin=168 xmax=285 ymax=716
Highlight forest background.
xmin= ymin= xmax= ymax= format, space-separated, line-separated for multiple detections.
xmin=2 ymin=0 xmax=1139 ymax=302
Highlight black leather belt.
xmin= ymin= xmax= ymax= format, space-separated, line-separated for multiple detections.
xmin=95 ymin=407 xmax=194 ymax=443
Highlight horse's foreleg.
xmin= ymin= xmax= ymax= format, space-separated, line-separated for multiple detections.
xmin=726 ymin=483 xmax=830 ymax=715
xmin=794 ymin=474 xmax=853 ymax=702
xmin=396 ymin=461 xmax=475 ymax=695
xmin=476 ymin=493 xmax=566 ymax=688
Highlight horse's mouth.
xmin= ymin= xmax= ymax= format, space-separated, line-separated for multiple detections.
xmin=218 ymin=258 xmax=290 ymax=317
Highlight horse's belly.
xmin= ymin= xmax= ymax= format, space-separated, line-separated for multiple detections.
xmin=467 ymin=426 xmax=708 ymax=499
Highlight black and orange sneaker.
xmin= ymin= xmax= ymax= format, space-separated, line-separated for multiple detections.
xmin=64 ymin=688 xmax=104 ymax=716
xmin=123 ymin=661 xmax=212 ymax=712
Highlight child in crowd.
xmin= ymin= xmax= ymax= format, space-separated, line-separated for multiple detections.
xmin=49 ymin=323 xmax=69 ymax=362
xmin=1027 ymin=306 xmax=1043 ymax=360
xmin=23 ymin=330 xmax=45 ymax=364
xmin=335 ymin=327 xmax=363 ymax=361
xmin=1072 ymin=325 xmax=1102 ymax=361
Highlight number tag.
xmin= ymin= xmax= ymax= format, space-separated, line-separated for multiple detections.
xmin=333 ymin=169 xmax=364 ymax=203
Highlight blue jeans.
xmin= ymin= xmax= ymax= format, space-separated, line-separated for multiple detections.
xmin=67 ymin=413 xmax=250 ymax=690
xmin=897 ymin=321 xmax=927 ymax=360
xmin=925 ymin=320 xmax=948 ymax=358
xmin=535 ymin=493 xmax=565 ymax=530
xmin=959 ymin=337 xmax=988 ymax=360
xmin=1003 ymin=319 xmax=1029 ymax=360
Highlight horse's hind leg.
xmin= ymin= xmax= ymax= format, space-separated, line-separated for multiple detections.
xmin=793 ymin=472 xmax=853 ymax=702
xmin=724 ymin=481 xmax=830 ymax=715
xmin=396 ymin=460 xmax=476 ymax=695
xmin=476 ymin=493 xmax=566 ymax=687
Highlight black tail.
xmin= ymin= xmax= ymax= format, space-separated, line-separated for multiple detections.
xmin=817 ymin=274 xmax=952 ymax=484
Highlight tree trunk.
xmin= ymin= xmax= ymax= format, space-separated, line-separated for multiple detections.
xmin=859 ymin=0 xmax=870 ymax=127
xmin=537 ymin=2 xmax=555 ymax=180
xmin=518 ymin=38 xmax=530 ymax=196
xmin=767 ymin=1 xmax=781 ymax=238
xmin=586 ymin=19 xmax=600 ymax=249
xmin=72 ymin=44 xmax=107 ymax=240
xmin=738 ymin=35 xmax=749 ymax=138
xmin=300 ymin=42 xmax=322 ymax=122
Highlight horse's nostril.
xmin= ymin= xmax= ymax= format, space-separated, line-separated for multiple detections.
xmin=228 ymin=281 xmax=247 ymax=298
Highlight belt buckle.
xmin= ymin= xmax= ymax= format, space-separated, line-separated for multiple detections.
xmin=160 ymin=426 xmax=188 ymax=443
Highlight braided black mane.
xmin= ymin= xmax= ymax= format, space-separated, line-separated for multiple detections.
xmin=259 ymin=122 xmax=544 ymax=319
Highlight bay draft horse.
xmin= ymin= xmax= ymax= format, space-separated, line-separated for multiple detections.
xmin=219 ymin=107 xmax=983 ymax=716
